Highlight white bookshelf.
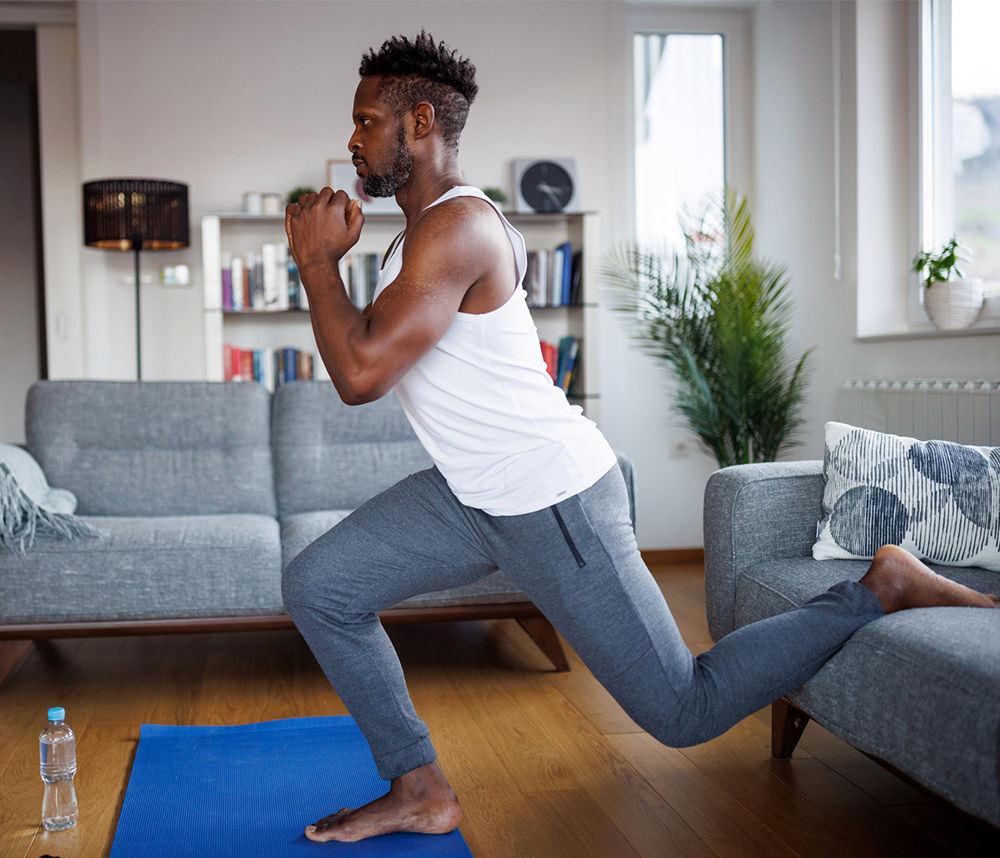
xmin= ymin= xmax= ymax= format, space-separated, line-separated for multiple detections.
xmin=201 ymin=210 xmax=600 ymax=421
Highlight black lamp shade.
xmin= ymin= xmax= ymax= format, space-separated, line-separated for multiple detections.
xmin=83 ymin=179 xmax=189 ymax=250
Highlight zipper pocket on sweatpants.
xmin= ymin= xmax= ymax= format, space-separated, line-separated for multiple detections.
xmin=552 ymin=506 xmax=586 ymax=568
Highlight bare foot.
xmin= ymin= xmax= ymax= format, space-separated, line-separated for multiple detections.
xmin=304 ymin=760 xmax=461 ymax=843
xmin=859 ymin=545 xmax=1000 ymax=614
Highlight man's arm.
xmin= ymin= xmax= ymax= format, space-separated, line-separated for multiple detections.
xmin=285 ymin=188 xmax=493 ymax=404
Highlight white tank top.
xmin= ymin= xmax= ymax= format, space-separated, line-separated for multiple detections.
xmin=373 ymin=186 xmax=616 ymax=515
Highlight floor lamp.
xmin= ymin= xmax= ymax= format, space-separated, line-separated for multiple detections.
xmin=83 ymin=179 xmax=189 ymax=380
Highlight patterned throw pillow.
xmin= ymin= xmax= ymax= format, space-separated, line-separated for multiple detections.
xmin=813 ymin=422 xmax=1000 ymax=571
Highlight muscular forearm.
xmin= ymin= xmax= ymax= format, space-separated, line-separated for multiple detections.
xmin=299 ymin=262 xmax=385 ymax=404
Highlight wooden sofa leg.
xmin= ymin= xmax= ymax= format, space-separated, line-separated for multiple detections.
xmin=516 ymin=617 xmax=570 ymax=672
xmin=0 ymin=640 xmax=34 ymax=688
xmin=772 ymin=697 xmax=810 ymax=759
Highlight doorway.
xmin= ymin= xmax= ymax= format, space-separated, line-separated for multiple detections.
xmin=0 ymin=29 xmax=46 ymax=444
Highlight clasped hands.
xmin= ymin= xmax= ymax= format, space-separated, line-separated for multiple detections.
xmin=285 ymin=187 xmax=365 ymax=275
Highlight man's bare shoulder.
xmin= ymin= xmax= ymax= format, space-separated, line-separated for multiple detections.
xmin=391 ymin=193 xmax=514 ymax=309
xmin=407 ymin=194 xmax=504 ymax=248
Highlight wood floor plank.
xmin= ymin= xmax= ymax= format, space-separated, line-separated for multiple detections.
xmin=409 ymin=658 xmax=629 ymax=858
xmin=791 ymin=716 xmax=932 ymax=807
xmin=0 ymin=641 xmax=32 ymax=689
xmin=893 ymin=799 xmax=1000 ymax=855
xmin=765 ymin=755 xmax=952 ymax=856
xmin=492 ymin=671 xmax=716 ymax=858
xmin=447 ymin=669 xmax=581 ymax=795
xmin=547 ymin=644 xmax=643 ymax=736
xmin=408 ymin=676 xmax=523 ymax=857
xmin=678 ymin=716 xmax=888 ymax=858
xmin=609 ymin=731 xmax=801 ymax=858
xmin=531 ymin=788 xmax=643 ymax=857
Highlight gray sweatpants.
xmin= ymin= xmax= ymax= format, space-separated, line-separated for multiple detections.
xmin=282 ymin=465 xmax=883 ymax=781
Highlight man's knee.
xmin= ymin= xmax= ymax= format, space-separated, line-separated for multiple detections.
xmin=281 ymin=542 xmax=377 ymax=627
xmin=282 ymin=543 xmax=342 ymax=613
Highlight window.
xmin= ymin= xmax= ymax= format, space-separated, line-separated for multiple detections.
xmin=922 ymin=0 xmax=1000 ymax=297
xmin=633 ymin=33 xmax=725 ymax=246
xmin=626 ymin=7 xmax=749 ymax=251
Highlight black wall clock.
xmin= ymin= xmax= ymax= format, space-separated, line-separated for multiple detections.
xmin=512 ymin=158 xmax=578 ymax=214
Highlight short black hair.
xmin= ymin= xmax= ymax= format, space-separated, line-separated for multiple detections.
xmin=359 ymin=31 xmax=478 ymax=151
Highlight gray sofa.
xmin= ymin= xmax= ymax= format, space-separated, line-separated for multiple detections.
xmin=1 ymin=380 xmax=635 ymax=679
xmin=704 ymin=460 xmax=1000 ymax=827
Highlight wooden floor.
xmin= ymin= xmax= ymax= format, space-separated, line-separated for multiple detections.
xmin=1 ymin=560 xmax=998 ymax=857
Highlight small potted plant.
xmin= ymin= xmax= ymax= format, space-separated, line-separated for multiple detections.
xmin=912 ymin=238 xmax=983 ymax=330
xmin=483 ymin=186 xmax=508 ymax=207
xmin=286 ymin=186 xmax=316 ymax=205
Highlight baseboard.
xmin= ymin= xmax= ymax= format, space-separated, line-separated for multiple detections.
xmin=640 ymin=548 xmax=705 ymax=565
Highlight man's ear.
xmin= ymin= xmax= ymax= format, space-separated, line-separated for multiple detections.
xmin=413 ymin=100 xmax=436 ymax=140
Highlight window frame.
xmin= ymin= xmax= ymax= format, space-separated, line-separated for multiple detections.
xmin=624 ymin=5 xmax=752 ymax=243
xmin=913 ymin=0 xmax=1000 ymax=325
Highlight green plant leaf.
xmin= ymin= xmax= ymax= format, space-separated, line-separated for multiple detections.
xmin=603 ymin=188 xmax=814 ymax=468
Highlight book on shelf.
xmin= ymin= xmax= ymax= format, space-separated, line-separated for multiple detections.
xmin=525 ymin=240 xmax=582 ymax=308
xmin=223 ymin=343 xmax=314 ymax=391
xmin=339 ymin=252 xmax=381 ymax=310
xmin=222 ymin=244 xmax=302 ymax=311
xmin=538 ymin=335 xmax=580 ymax=394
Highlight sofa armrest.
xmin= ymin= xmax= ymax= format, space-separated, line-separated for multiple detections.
xmin=703 ymin=460 xmax=825 ymax=642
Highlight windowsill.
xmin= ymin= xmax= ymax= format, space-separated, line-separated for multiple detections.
xmin=858 ymin=291 xmax=1000 ymax=342
xmin=856 ymin=320 xmax=1000 ymax=342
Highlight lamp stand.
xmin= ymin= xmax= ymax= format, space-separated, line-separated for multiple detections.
xmin=133 ymin=243 xmax=142 ymax=380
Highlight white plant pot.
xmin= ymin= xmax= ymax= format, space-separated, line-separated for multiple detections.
xmin=923 ymin=277 xmax=984 ymax=330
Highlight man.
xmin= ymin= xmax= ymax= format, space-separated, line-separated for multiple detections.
xmin=283 ymin=32 xmax=998 ymax=844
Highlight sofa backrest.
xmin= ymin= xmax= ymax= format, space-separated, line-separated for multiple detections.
xmin=26 ymin=381 xmax=276 ymax=517
xmin=272 ymin=381 xmax=432 ymax=516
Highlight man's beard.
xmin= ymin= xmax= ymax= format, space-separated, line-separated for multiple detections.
xmin=362 ymin=125 xmax=414 ymax=198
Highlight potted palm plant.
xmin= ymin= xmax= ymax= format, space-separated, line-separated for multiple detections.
xmin=912 ymin=238 xmax=983 ymax=330
xmin=603 ymin=190 xmax=813 ymax=468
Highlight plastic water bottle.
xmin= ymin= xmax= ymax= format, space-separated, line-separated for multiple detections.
xmin=39 ymin=706 xmax=78 ymax=831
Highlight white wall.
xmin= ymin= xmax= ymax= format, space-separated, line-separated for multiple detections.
xmin=37 ymin=0 xmax=1000 ymax=548
xmin=752 ymin=0 xmax=1000 ymax=472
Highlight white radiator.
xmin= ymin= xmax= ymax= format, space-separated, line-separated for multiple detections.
xmin=837 ymin=378 xmax=1000 ymax=446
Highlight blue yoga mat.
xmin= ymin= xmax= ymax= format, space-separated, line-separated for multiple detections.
xmin=110 ymin=716 xmax=472 ymax=857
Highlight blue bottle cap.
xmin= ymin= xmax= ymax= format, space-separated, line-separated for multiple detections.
xmin=47 ymin=707 xmax=65 ymax=722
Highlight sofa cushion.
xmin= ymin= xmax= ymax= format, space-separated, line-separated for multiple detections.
xmin=281 ymin=510 xmax=529 ymax=609
xmin=0 ymin=514 xmax=282 ymax=623
xmin=814 ymin=421 xmax=1000 ymax=571
xmin=26 ymin=381 xmax=276 ymax=517
xmin=273 ymin=382 xmax=432 ymax=516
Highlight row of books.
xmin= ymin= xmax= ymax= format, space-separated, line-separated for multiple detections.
xmin=223 ymin=344 xmax=315 ymax=391
xmin=220 ymin=242 xmax=583 ymax=312
xmin=540 ymin=336 xmax=580 ymax=393
xmin=525 ymin=243 xmax=583 ymax=308
xmin=222 ymin=245 xmax=306 ymax=311
xmin=221 ymin=246 xmax=380 ymax=312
